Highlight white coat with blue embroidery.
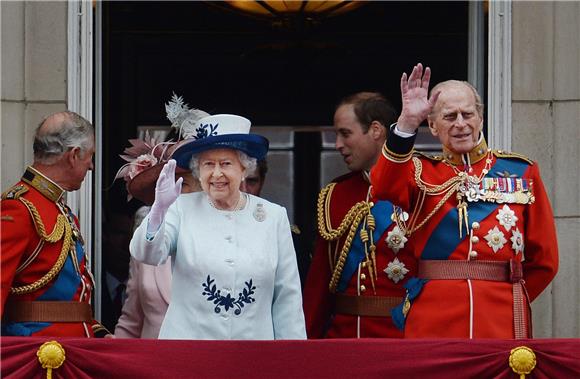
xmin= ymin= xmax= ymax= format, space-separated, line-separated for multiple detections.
xmin=130 ymin=192 xmax=306 ymax=340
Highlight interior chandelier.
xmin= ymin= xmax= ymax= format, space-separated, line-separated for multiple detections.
xmin=219 ymin=1 xmax=365 ymax=27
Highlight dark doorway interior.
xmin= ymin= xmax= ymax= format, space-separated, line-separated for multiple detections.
xmin=100 ymin=1 xmax=470 ymax=332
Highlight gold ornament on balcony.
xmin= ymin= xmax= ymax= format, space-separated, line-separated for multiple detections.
xmin=509 ymin=346 xmax=537 ymax=379
xmin=37 ymin=340 xmax=66 ymax=379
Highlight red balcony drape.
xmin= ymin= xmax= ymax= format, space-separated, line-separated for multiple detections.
xmin=2 ymin=337 xmax=579 ymax=378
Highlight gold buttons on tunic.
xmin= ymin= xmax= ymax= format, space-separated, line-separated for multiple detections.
xmin=471 ymin=236 xmax=479 ymax=244
xmin=360 ymin=285 xmax=366 ymax=292
xmin=472 ymin=222 xmax=480 ymax=230
xmin=360 ymin=273 xmax=366 ymax=281
xmin=469 ymin=250 xmax=478 ymax=259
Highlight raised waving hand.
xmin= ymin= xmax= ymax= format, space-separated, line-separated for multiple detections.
xmin=147 ymin=159 xmax=183 ymax=233
xmin=397 ymin=63 xmax=439 ymax=133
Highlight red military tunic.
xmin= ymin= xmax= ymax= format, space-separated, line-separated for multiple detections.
xmin=303 ymin=171 xmax=417 ymax=338
xmin=370 ymin=132 xmax=558 ymax=339
xmin=1 ymin=166 xmax=106 ymax=337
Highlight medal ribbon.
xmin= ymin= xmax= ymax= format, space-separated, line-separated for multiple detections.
xmin=421 ymin=158 xmax=530 ymax=260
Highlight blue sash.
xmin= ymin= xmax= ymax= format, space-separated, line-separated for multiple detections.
xmin=39 ymin=239 xmax=84 ymax=300
xmin=391 ymin=157 xmax=531 ymax=330
xmin=337 ymin=200 xmax=394 ymax=292
xmin=421 ymin=157 xmax=530 ymax=260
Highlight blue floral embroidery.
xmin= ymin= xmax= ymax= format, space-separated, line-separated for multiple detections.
xmin=202 ymin=275 xmax=256 ymax=315
xmin=195 ymin=123 xmax=219 ymax=140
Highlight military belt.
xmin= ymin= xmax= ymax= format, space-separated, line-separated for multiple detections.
xmin=418 ymin=259 xmax=523 ymax=283
xmin=418 ymin=259 xmax=529 ymax=339
xmin=3 ymin=301 xmax=93 ymax=323
xmin=334 ymin=294 xmax=402 ymax=317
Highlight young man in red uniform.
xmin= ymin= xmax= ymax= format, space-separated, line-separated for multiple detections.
xmin=303 ymin=92 xmax=417 ymax=338
xmin=371 ymin=64 xmax=559 ymax=338
xmin=1 ymin=111 xmax=109 ymax=337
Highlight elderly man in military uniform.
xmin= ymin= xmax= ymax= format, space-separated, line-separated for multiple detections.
xmin=303 ymin=92 xmax=417 ymax=338
xmin=370 ymin=64 xmax=558 ymax=338
xmin=1 ymin=111 xmax=109 ymax=337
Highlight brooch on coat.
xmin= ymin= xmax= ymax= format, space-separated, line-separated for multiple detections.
xmin=253 ymin=203 xmax=266 ymax=222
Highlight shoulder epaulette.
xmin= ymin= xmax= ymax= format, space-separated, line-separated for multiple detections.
xmin=492 ymin=150 xmax=534 ymax=165
xmin=331 ymin=171 xmax=359 ymax=184
xmin=413 ymin=150 xmax=444 ymax=161
xmin=320 ymin=181 xmax=336 ymax=194
xmin=1 ymin=184 xmax=29 ymax=200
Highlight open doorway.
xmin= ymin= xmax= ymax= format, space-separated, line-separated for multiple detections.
xmin=98 ymin=1 xmax=484 ymax=331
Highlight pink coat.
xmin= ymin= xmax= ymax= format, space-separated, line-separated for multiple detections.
xmin=114 ymin=257 xmax=172 ymax=339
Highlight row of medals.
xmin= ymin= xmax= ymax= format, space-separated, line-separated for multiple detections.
xmin=459 ymin=177 xmax=534 ymax=205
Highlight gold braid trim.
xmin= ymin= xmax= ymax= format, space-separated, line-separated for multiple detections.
xmin=393 ymin=157 xmax=463 ymax=237
xmin=317 ymin=183 xmax=370 ymax=241
xmin=317 ymin=182 xmax=372 ymax=293
xmin=382 ymin=144 xmax=413 ymax=163
xmin=10 ymin=198 xmax=73 ymax=295
xmin=413 ymin=157 xmax=463 ymax=195
xmin=328 ymin=208 xmax=369 ymax=293
xmin=19 ymin=198 xmax=66 ymax=243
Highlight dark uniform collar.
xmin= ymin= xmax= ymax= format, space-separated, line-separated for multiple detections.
xmin=22 ymin=166 xmax=65 ymax=203
xmin=442 ymin=135 xmax=489 ymax=166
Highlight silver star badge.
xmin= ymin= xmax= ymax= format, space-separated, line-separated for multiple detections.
xmin=384 ymin=258 xmax=409 ymax=284
xmin=496 ymin=204 xmax=518 ymax=231
xmin=484 ymin=226 xmax=507 ymax=253
xmin=510 ymin=228 xmax=524 ymax=255
xmin=385 ymin=226 xmax=407 ymax=253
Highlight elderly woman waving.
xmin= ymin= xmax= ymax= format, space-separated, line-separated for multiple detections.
xmin=130 ymin=114 xmax=305 ymax=340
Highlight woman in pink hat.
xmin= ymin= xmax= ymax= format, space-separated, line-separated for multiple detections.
xmin=113 ymin=96 xmax=206 ymax=339
xmin=129 ymin=112 xmax=306 ymax=340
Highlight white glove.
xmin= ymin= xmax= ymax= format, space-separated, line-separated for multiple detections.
xmin=147 ymin=159 xmax=183 ymax=233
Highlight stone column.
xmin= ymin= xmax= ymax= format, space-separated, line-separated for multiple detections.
xmin=512 ymin=1 xmax=580 ymax=338
xmin=1 ymin=1 xmax=68 ymax=189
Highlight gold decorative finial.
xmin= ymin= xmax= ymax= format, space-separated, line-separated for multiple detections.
xmin=37 ymin=341 xmax=66 ymax=379
xmin=509 ymin=346 xmax=536 ymax=379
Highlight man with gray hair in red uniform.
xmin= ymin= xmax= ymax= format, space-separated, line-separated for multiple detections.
xmin=2 ymin=111 xmax=109 ymax=337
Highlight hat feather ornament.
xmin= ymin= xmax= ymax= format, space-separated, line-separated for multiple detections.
xmin=165 ymin=93 xmax=210 ymax=139
xmin=114 ymin=93 xmax=209 ymax=203
xmin=114 ymin=130 xmax=165 ymax=201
